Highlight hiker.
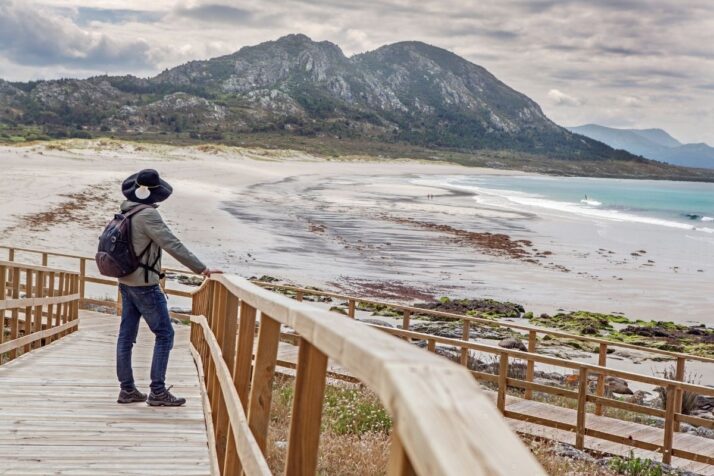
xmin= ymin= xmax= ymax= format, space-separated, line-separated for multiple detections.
xmin=110 ymin=169 xmax=221 ymax=406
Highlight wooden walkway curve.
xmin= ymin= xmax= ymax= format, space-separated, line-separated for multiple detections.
xmin=0 ymin=310 xmax=212 ymax=476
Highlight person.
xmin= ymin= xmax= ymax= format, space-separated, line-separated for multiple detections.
xmin=115 ymin=169 xmax=221 ymax=406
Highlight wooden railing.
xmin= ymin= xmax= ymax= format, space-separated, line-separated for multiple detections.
xmin=0 ymin=261 xmax=80 ymax=363
xmin=0 ymin=245 xmax=193 ymax=315
xmin=373 ymin=326 xmax=714 ymax=466
xmin=3 ymin=245 xmax=713 ymax=469
xmin=189 ymin=274 xmax=544 ymax=475
xmin=253 ymin=282 xmax=714 ymax=432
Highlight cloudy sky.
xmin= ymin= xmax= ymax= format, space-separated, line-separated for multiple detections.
xmin=1 ymin=0 xmax=712 ymax=144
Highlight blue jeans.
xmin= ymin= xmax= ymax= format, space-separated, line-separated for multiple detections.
xmin=116 ymin=284 xmax=175 ymax=393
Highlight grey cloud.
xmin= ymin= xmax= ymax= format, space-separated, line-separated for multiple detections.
xmin=174 ymin=4 xmax=253 ymax=23
xmin=0 ymin=0 xmax=153 ymax=69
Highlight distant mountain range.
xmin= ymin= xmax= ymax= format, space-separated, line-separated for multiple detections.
xmin=568 ymin=124 xmax=714 ymax=169
xmin=1 ymin=34 xmax=635 ymax=163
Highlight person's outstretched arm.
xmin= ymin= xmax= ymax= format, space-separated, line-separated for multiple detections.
xmin=143 ymin=208 xmax=209 ymax=275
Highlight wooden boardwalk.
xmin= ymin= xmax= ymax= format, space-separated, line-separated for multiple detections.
xmin=496 ymin=395 xmax=714 ymax=476
xmin=0 ymin=310 xmax=212 ymax=476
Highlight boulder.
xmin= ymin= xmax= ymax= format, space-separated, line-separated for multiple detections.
xmin=498 ymin=337 xmax=528 ymax=352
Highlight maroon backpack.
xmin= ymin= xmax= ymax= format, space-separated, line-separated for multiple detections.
xmin=96 ymin=205 xmax=157 ymax=280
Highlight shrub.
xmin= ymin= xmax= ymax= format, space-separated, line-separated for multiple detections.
xmin=608 ymin=452 xmax=668 ymax=476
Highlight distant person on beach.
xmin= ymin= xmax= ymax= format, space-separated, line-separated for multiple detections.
xmin=111 ymin=169 xmax=221 ymax=406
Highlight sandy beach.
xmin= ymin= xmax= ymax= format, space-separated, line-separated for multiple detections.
xmin=1 ymin=139 xmax=712 ymax=327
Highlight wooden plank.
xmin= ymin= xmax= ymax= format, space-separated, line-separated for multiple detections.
xmin=0 ymin=320 xmax=78 ymax=354
xmin=673 ymin=356 xmax=685 ymax=432
xmin=0 ymin=265 xmax=6 ymax=349
xmin=45 ymin=272 xmax=56 ymax=343
xmin=32 ymin=271 xmax=44 ymax=350
xmin=525 ymin=330 xmax=536 ymax=400
xmin=234 ymin=301 xmax=257 ymax=408
xmin=9 ymin=267 xmax=20 ymax=360
xmin=663 ymin=384 xmax=675 ymax=464
xmin=285 ymin=338 xmax=328 ymax=476
xmin=587 ymin=395 xmax=666 ymax=418
xmin=247 ymin=314 xmax=281 ymax=452
xmin=23 ymin=269 xmax=33 ymax=353
xmin=595 ymin=343 xmax=607 ymax=416
xmin=497 ymin=352 xmax=508 ymax=413
xmin=576 ymin=368 xmax=588 ymax=449
xmin=460 ymin=320 xmax=470 ymax=366
xmin=388 ymin=430 xmax=417 ymax=476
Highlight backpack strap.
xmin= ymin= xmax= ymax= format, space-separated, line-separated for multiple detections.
xmin=124 ymin=204 xmax=164 ymax=283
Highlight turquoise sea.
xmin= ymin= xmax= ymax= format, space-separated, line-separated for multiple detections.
xmin=415 ymin=175 xmax=714 ymax=233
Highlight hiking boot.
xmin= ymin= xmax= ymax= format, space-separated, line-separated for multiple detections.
xmin=117 ymin=388 xmax=147 ymax=404
xmin=147 ymin=386 xmax=186 ymax=407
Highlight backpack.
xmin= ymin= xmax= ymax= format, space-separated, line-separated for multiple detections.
xmin=96 ymin=205 xmax=161 ymax=281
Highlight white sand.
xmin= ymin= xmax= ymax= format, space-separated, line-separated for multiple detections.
xmin=1 ymin=139 xmax=712 ymax=327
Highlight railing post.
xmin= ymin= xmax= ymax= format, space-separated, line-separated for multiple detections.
xmin=595 ymin=343 xmax=607 ymax=416
xmin=79 ymin=258 xmax=86 ymax=303
xmin=246 ymin=314 xmax=281 ymax=451
xmin=388 ymin=430 xmax=417 ymax=476
xmin=285 ymin=338 xmax=328 ymax=475
xmin=673 ymin=357 xmax=685 ymax=432
xmin=9 ymin=268 xmax=20 ymax=360
xmin=348 ymin=298 xmax=356 ymax=318
xmin=23 ymin=270 xmax=33 ymax=354
xmin=296 ymin=290 xmax=304 ymax=302
xmin=460 ymin=320 xmax=470 ymax=366
xmin=525 ymin=330 xmax=536 ymax=399
xmin=497 ymin=352 xmax=508 ymax=413
xmin=41 ymin=253 xmax=48 ymax=267
xmin=427 ymin=338 xmax=436 ymax=352
xmin=8 ymin=248 xmax=14 ymax=262
xmin=663 ymin=384 xmax=675 ymax=464
xmin=402 ymin=310 xmax=411 ymax=342
xmin=0 ymin=265 xmax=6 ymax=349
xmin=33 ymin=271 xmax=44 ymax=349
xmin=46 ymin=272 xmax=56 ymax=342
xmin=576 ymin=368 xmax=588 ymax=449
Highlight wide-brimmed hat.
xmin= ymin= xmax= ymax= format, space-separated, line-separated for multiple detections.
xmin=122 ymin=169 xmax=173 ymax=204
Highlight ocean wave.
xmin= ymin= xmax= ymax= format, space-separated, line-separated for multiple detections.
xmin=411 ymin=177 xmax=710 ymax=233
xmin=580 ymin=198 xmax=602 ymax=206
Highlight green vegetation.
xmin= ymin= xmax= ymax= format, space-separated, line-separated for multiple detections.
xmin=608 ymin=452 xmax=671 ymax=476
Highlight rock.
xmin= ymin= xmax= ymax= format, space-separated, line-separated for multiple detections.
xmin=551 ymin=442 xmax=595 ymax=462
xmin=498 ymin=337 xmax=527 ymax=352
xmin=605 ymin=376 xmax=633 ymax=395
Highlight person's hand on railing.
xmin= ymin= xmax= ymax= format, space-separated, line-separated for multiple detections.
xmin=202 ymin=268 xmax=223 ymax=278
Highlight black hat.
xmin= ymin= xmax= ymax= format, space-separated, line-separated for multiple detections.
xmin=122 ymin=169 xmax=173 ymax=204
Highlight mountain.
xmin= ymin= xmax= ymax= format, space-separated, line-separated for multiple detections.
xmin=0 ymin=34 xmax=638 ymax=163
xmin=568 ymin=124 xmax=714 ymax=169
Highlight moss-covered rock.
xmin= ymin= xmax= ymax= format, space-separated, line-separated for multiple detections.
xmin=527 ymin=311 xmax=631 ymax=336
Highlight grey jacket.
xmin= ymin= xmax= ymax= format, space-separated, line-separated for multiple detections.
xmin=117 ymin=200 xmax=206 ymax=287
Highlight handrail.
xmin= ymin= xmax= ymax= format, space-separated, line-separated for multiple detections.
xmin=190 ymin=274 xmax=544 ymax=475
xmin=0 ymin=261 xmax=80 ymax=362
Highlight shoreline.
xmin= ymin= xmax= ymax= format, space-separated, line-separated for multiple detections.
xmin=1 ymin=140 xmax=712 ymax=328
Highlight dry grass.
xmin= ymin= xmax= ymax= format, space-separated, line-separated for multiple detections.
xmin=266 ymin=374 xmax=391 ymax=475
